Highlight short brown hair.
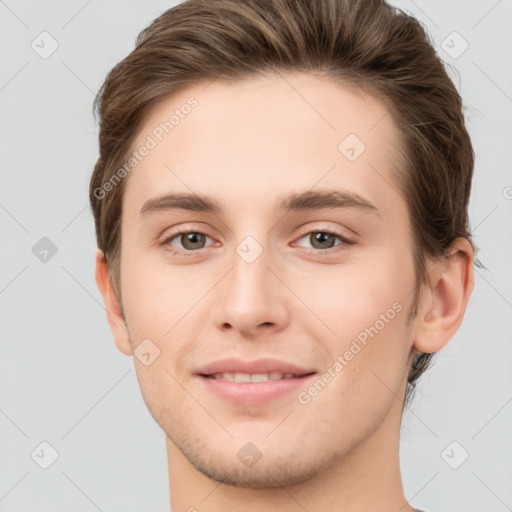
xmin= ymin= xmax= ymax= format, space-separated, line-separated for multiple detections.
xmin=89 ymin=0 xmax=477 ymax=405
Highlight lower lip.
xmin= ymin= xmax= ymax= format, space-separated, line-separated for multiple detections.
xmin=197 ymin=374 xmax=316 ymax=406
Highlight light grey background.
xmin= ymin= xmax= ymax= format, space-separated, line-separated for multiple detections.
xmin=1 ymin=1 xmax=511 ymax=511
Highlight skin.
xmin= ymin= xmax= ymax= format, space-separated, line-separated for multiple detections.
xmin=95 ymin=72 xmax=474 ymax=512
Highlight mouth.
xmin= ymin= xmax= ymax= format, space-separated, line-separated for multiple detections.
xmin=196 ymin=371 xmax=317 ymax=406
xmin=200 ymin=371 xmax=315 ymax=382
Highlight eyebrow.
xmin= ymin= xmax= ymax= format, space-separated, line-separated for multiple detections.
xmin=140 ymin=190 xmax=380 ymax=217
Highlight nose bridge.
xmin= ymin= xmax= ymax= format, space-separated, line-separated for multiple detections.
xmin=214 ymin=229 xmax=289 ymax=334
xmin=229 ymin=233 xmax=275 ymax=307
xmin=228 ymin=214 xmax=276 ymax=291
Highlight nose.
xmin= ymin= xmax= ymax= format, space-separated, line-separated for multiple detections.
xmin=213 ymin=238 xmax=291 ymax=338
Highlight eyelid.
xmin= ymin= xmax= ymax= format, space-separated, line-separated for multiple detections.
xmin=158 ymin=222 xmax=214 ymax=243
xmin=295 ymin=224 xmax=354 ymax=241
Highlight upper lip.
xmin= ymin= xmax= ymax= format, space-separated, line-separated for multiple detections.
xmin=196 ymin=358 xmax=316 ymax=376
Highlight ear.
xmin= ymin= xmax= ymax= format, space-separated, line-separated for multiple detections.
xmin=95 ymin=248 xmax=133 ymax=356
xmin=413 ymin=238 xmax=475 ymax=354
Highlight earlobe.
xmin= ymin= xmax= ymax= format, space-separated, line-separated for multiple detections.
xmin=94 ymin=248 xmax=133 ymax=356
xmin=413 ymin=238 xmax=474 ymax=354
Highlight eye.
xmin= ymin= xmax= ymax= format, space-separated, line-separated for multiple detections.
xmin=295 ymin=229 xmax=354 ymax=254
xmin=161 ymin=229 xmax=214 ymax=254
xmin=160 ymin=227 xmax=354 ymax=257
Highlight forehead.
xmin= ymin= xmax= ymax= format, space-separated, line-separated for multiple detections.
xmin=124 ymin=72 xmax=405 ymax=218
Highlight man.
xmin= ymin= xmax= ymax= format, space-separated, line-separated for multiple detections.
xmin=90 ymin=0 xmax=475 ymax=510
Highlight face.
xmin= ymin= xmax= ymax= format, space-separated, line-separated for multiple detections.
xmin=113 ymin=72 xmax=419 ymax=487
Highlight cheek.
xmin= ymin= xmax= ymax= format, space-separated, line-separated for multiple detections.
xmin=119 ymin=247 xmax=200 ymax=336
xmin=314 ymin=252 xmax=413 ymax=389
xmin=318 ymin=257 xmax=410 ymax=336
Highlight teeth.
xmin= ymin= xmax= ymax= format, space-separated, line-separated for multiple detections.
xmin=235 ymin=372 xmax=252 ymax=383
xmin=211 ymin=371 xmax=298 ymax=382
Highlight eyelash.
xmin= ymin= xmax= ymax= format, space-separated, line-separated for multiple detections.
xmin=160 ymin=227 xmax=354 ymax=258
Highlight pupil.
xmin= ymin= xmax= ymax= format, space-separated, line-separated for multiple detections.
xmin=183 ymin=233 xmax=204 ymax=249
xmin=313 ymin=232 xmax=334 ymax=248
